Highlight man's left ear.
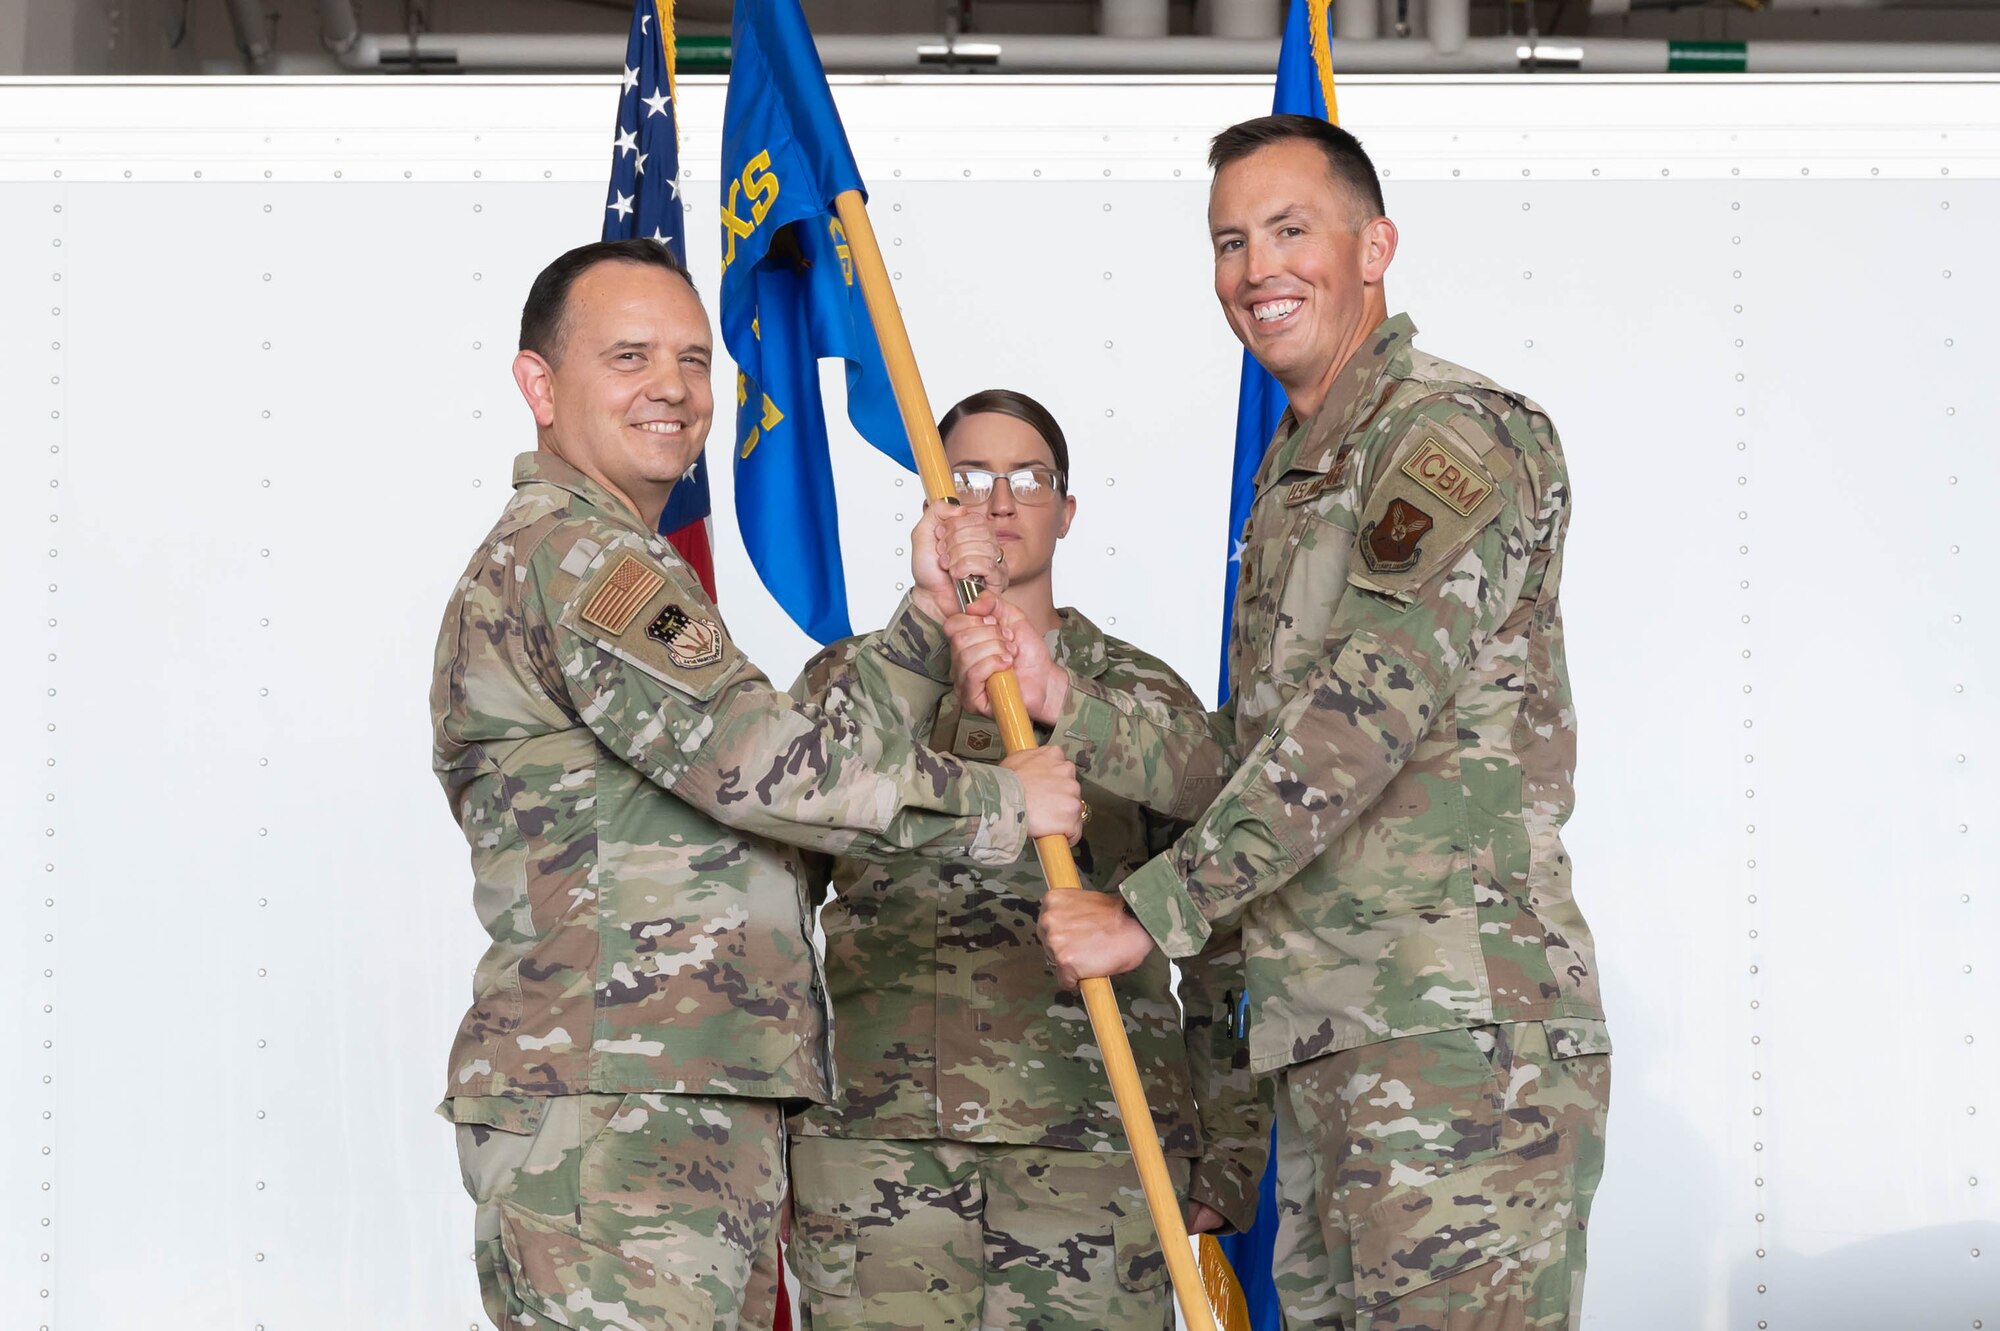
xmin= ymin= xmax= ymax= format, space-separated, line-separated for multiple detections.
xmin=1361 ymin=215 xmax=1399 ymax=285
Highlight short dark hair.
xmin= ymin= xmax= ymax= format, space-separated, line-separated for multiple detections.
xmin=518 ymin=239 xmax=699 ymax=364
xmin=1208 ymin=114 xmax=1386 ymax=221
xmin=937 ymin=389 xmax=1071 ymax=493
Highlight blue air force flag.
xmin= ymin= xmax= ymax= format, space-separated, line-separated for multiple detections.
xmin=719 ymin=0 xmax=911 ymax=645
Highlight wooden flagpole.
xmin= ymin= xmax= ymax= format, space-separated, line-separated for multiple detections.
xmin=830 ymin=189 xmax=1221 ymax=1331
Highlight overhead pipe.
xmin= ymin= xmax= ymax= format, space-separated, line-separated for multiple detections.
xmin=1207 ymin=0 xmax=1286 ymax=38
xmin=1430 ymin=0 xmax=1470 ymax=55
xmin=1335 ymin=0 xmax=1381 ymax=39
xmin=317 ymin=0 xmax=361 ymax=58
xmin=223 ymin=0 xmax=278 ymax=73
xmin=328 ymin=30 xmax=2000 ymax=73
xmin=1101 ymin=0 xmax=1171 ymax=37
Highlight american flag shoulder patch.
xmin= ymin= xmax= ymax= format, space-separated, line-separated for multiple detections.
xmin=579 ymin=554 xmax=667 ymax=635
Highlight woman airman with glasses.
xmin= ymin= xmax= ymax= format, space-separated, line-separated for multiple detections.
xmin=782 ymin=389 xmax=1270 ymax=1330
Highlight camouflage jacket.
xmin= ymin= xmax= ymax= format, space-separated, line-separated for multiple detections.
xmin=430 ymin=453 xmax=1026 ymax=1106
xmin=1049 ymin=316 xmax=1609 ymax=1074
xmin=787 ymin=608 xmax=1270 ymax=1232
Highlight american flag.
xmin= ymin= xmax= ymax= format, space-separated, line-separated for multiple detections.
xmin=602 ymin=0 xmax=716 ymax=599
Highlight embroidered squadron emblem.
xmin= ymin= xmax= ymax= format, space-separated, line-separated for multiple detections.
xmin=646 ymin=603 xmax=725 ymax=669
xmin=1361 ymin=498 xmax=1434 ymax=573
xmin=965 ymin=729 xmax=994 ymax=752
xmin=580 ymin=555 xmax=667 ymax=635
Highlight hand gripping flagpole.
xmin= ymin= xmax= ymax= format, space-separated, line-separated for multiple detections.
xmin=831 ymin=190 xmax=1222 ymax=1331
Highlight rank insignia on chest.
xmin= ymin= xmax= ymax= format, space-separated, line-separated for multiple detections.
xmin=579 ymin=554 xmax=667 ymax=635
xmin=646 ymin=603 xmax=725 ymax=669
xmin=951 ymin=712 xmax=1002 ymax=761
xmin=1361 ymin=498 xmax=1433 ymax=573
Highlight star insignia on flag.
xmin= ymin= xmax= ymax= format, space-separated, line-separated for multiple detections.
xmin=648 ymin=227 xmax=671 ymax=243
xmin=642 ymin=88 xmax=671 ymax=118
xmin=614 ymin=127 xmax=639 ymax=158
xmin=622 ymin=63 xmax=640 ymax=93
xmin=641 ymin=12 xmax=651 ymax=32
xmin=608 ymin=191 xmax=635 ymax=221
xmin=1229 ymin=538 xmax=1247 ymax=564
xmin=667 ymin=177 xmax=680 ymax=200
xmin=634 ymin=152 xmax=648 ymax=176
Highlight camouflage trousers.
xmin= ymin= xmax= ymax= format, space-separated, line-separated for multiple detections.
xmin=450 ymin=1092 xmax=787 ymax=1330
xmin=786 ymin=1136 xmax=1187 ymax=1330
xmin=1270 ymin=1021 xmax=1611 ymax=1331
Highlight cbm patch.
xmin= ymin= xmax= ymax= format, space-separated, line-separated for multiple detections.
xmin=1400 ymin=435 xmax=1493 ymax=517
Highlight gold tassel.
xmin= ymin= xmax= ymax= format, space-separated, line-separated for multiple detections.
xmin=1306 ymin=0 xmax=1340 ymax=124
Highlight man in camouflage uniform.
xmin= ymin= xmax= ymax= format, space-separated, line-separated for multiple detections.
xmin=782 ymin=390 xmax=1271 ymax=1330
xmin=947 ymin=117 xmax=1612 ymax=1330
xmin=430 ymin=240 xmax=1082 ymax=1330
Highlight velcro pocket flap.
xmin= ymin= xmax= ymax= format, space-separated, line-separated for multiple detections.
xmin=496 ymin=1200 xmax=715 ymax=1329
xmin=442 ymin=1095 xmax=548 ymax=1136
xmin=1545 ymin=1016 xmax=1613 ymax=1059
xmin=1350 ymin=1145 xmax=1570 ymax=1309
xmin=1113 ymin=1210 xmax=1169 ymax=1293
xmin=786 ymin=1210 xmax=858 ymax=1296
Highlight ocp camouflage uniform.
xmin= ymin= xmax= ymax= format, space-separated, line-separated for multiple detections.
xmin=784 ymin=609 xmax=1271 ymax=1330
xmin=431 ymin=452 xmax=1029 ymax=1330
xmin=987 ymin=316 xmax=1612 ymax=1329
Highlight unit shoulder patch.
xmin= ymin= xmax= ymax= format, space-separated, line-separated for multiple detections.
xmin=1360 ymin=497 xmax=1434 ymax=574
xmin=647 ymin=603 xmax=725 ymax=670
xmin=1346 ymin=412 xmax=1510 ymax=598
xmin=1399 ymin=434 xmax=1493 ymax=517
xmin=561 ymin=544 xmax=743 ymax=703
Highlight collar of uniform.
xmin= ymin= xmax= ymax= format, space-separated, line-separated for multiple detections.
xmin=1293 ymin=312 xmax=1418 ymax=471
xmin=1248 ymin=314 xmax=1416 ymax=493
xmin=511 ymin=451 xmax=655 ymax=540
xmin=1051 ymin=607 xmax=1110 ymax=680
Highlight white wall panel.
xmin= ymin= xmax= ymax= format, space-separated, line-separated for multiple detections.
xmin=1 ymin=74 xmax=1996 ymax=1329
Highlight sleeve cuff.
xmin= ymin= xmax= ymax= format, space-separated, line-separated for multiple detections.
xmin=968 ymin=763 xmax=1029 ymax=866
xmin=1189 ymin=1159 xmax=1261 ymax=1237
xmin=1119 ymin=854 xmax=1212 ymax=959
xmin=878 ymin=594 xmax=954 ymax=683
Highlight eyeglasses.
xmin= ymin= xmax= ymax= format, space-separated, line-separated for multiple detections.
xmin=951 ymin=466 xmax=1065 ymax=507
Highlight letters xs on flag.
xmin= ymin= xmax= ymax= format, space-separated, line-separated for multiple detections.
xmin=1214 ymin=5 xmax=1339 ymax=1330
xmin=602 ymin=0 xmax=717 ymax=599
xmin=719 ymin=0 xmax=912 ymax=645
